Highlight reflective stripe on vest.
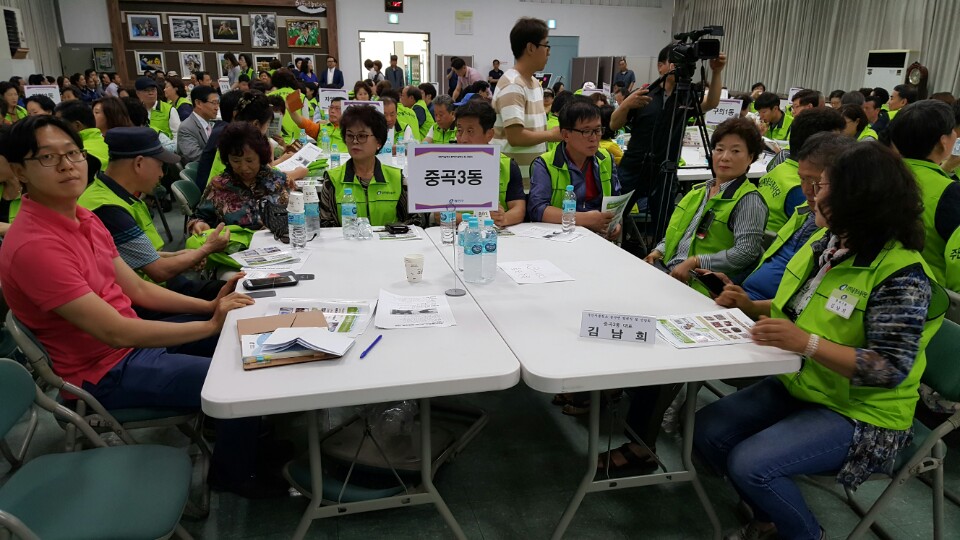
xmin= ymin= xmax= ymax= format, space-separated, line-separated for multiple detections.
xmin=327 ymin=163 xmax=403 ymax=226
xmin=663 ymin=177 xmax=760 ymax=263
xmin=543 ymin=146 xmax=613 ymax=209
xmin=905 ymin=158 xmax=954 ymax=284
xmin=773 ymin=234 xmax=944 ymax=429
xmin=148 ymin=101 xmax=174 ymax=138
xmin=757 ymin=159 xmax=800 ymax=233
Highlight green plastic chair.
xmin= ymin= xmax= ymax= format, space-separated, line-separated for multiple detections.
xmin=0 ymin=358 xmax=194 ymax=540
xmin=839 ymin=318 xmax=960 ymax=540
xmin=171 ymin=180 xmax=202 ymax=234
xmin=4 ymin=311 xmax=211 ymax=517
xmin=179 ymin=162 xmax=199 ymax=185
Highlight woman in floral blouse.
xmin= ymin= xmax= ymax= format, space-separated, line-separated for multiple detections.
xmin=189 ymin=122 xmax=292 ymax=233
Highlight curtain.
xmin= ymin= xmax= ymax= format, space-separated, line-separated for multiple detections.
xmin=0 ymin=0 xmax=63 ymax=77
xmin=672 ymin=0 xmax=960 ymax=96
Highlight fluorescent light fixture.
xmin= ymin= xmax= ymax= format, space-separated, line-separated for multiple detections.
xmin=388 ymin=13 xmax=399 ymax=24
xmin=547 ymin=19 xmax=557 ymax=29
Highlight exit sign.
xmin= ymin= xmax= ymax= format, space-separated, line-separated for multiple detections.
xmin=385 ymin=0 xmax=404 ymax=13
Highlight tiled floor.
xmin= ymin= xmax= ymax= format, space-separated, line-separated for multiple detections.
xmin=2 ymin=206 xmax=958 ymax=539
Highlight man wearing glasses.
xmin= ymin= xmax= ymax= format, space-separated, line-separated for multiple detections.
xmin=492 ymin=17 xmax=562 ymax=175
xmin=527 ymin=97 xmax=621 ymax=240
xmin=177 ymin=86 xmax=220 ymax=164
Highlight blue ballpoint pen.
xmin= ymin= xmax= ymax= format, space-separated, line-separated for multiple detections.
xmin=359 ymin=335 xmax=383 ymax=359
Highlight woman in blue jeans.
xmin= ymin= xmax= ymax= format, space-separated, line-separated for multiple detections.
xmin=694 ymin=142 xmax=945 ymax=540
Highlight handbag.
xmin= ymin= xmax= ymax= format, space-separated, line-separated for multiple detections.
xmin=259 ymin=199 xmax=290 ymax=244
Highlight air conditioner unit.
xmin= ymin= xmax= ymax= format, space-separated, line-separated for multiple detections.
xmin=863 ymin=49 xmax=919 ymax=90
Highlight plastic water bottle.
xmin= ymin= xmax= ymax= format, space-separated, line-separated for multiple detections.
xmin=341 ymin=188 xmax=358 ymax=239
xmin=396 ymin=140 xmax=406 ymax=167
xmin=616 ymin=132 xmax=625 ymax=151
xmin=298 ymin=129 xmax=309 ymax=146
xmin=481 ymin=218 xmax=497 ymax=283
xmin=463 ymin=219 xmax=483 ymax=283
xmin=440 ymin=211 xmax=456 ymax=245
xmin=321 ymin=127 xmax=331 ymax=154
xmin=562 ymin=184 xmax=577 ymax=233
xmin=287 ymin=192 xmax=307 ymax=250
xmin=381 ymin=131 xmax=394 ymax=156
xmin=330 ymin=144 xmax=341 ymax=169
xmin=303 ymin=184 xmax=320 ymax=240
xmin=457 ymin=219 xmax=467 ymax=271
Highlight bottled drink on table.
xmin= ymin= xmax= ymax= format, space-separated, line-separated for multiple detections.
xmin=481 ymin=218 xmax=497 ymax=283
xmin=302 ymin=184 xmax=320 ymax=240
xmin=616 ymin=132 xmax=625 ymax=151
xmin=298 ymin=129 xmax=309 ymax=146
xmin=463 ymin=219 xmax=483 ymax=284
xmin=287 ymin=191 xmax=307 ymax=250
xmin=320 ymin=127 xmax=331 ymax=154
xmin=440 ymin=211 xmax=456 ymax=245
xmin=341 ymin=188 xmax=358 ymax=239
xmin=330 ymin=144 xmax=341 ymax=169
xmin=562 ymin=184 xmax=577 ymax=233
xmin=396 ymin=140 xmax=406 ymax=167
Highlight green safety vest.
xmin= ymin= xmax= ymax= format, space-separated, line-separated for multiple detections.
xmin=431 ymin=125 xmax=457 ymax=144
xmin=887 ymin=108 xmax=899 ymax=121
xmin=184 ymin=225 xmax=255 ymax=270
xmin=944 ymin=226 xmax=960 ymax=293
xmin=905 ymin=158 xmax=955 ymax=284
xmin=396 ymin=104 xmax=421 ymax=141
xmin=306 ymin=98 xmax=318 ymax=119
xmin=498 ymin=155 xmax=514 ymax=210
xmin=6 ymin=197 xmax=20 ymax=223
xmin=773 ymin=235 xmax=945 ymax=430
xmin=322 ymin=124 xmax=345 ymax=154
xmin=241 ymin=68 xmax=256 ymax=81
xmin=663 ymin=177 xmax=762 ymax=296
xmin=857 ymin=126 xmax=879 ymax=141
xmin=754 ymin=203 xmax=819 ymax=272
xmin=175 ymin=97 xmax=191 ymax=110
xmin=148 ymin=101 xmax=174 ymax=138
xmin=767 ymin=112 xmax=793 ymax=141
xmin=4 ymin=106 xmax=27 ymax=124
xmin=268 ymin=87 xmax=300 ymax=145
xmin=546 ymin=113 xmax=561 ymax=152
xmin=413 ymin=99 xmax=434 ymax=140
xmin=542 ymin=145 xmax=613 ymax=209
xmin=326 ymin=161 xmax=404 ymax=226
xmin=78 ymin=128 xmax=109 ymax=171
xmin=757 ymin=158 xmax=800 ymax=233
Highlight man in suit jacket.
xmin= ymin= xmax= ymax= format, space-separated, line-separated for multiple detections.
xmin=177 ymin=86 xmax=220 ymax=164
xmin=320 ymin=56 xmax=345 ymax=89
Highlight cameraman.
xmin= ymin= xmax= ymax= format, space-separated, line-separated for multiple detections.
xmin=611 ymin=43 xmax=726 ymax=251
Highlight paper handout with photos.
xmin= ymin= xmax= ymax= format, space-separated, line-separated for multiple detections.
xmin=374 ymin=290 xmax=456 ymax=329
xmin=266 ymin=299 xmax=376 ymax=338
xmin=656 ymin=309 xmax=754 ymax=349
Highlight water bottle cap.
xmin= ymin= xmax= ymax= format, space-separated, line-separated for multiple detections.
xmin=332 ymin=144 xmax=339 ymax=151
xmin=565 ymin=185 xmax=574 ymax=191
xmin=468 ymin=219 xmax=479 ymax=228
xmin=484 ymin=219 xmax=494 ymax=226
xmin=344 ymin=188 xmax=352 ymax=194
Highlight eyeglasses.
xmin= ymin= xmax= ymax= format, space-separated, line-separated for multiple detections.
xmin=812 ymin=181 xmax=830 ymax=194
xmin=345 ymin=132 xmax=372 ymax=144
xmin=205 ymin=99 xmax=220 ymax=106
xmin=534 ymin=42 xmax=551 ymax=50
xmin=24 ymin=149 xmax=87 ymax=167
xmin=567 ymin=127 xmax=603 ymax=139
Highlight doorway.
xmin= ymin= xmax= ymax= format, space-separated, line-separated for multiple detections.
xmin=358 ymin=31 xmax=430 ymax=86
xmin=543 ymin=36 xmax=579 ymax=90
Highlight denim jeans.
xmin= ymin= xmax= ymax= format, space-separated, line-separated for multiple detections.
xmin=693 ymin=377 xmax=854 ymax=540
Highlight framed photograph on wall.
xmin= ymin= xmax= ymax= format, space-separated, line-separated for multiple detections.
xmin=169 ymin=15 xmax=202 ymax=42
xmin=250 ymin=13 xmax=278 ymax=49
xmin=179 ymin=51 xmax=204 ymax=76
xmin=209 ymin=16 xmax=242 ymax=44
xmin=127 ymin=13 xmax=162 ymax=42
xmin=135 ymin=51 xmax=165 ymax=74
xmin=292 ymin=54 xmax=315 ymax=74
xmin=93 ymin=48 xmax=115 ymax=72
xmin=286 ymin=18 xmax=322 ymax=48
xmin=254 ymin=54 xmax=279 ymax=75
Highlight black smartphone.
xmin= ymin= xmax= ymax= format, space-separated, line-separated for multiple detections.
xmin=243 ymin=275 xmax=299 ymax=290
xmin=652 ymin=258 xmax=670 ymax=273
xmin=690 ymin=271 xmax=726 ymax=296
xmin=386 ymin=223 xmax=410 ymax=234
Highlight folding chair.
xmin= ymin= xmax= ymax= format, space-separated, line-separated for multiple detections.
xmin=5 ymin=311 xmax=211 ymax=517
xmin=840 ymin=318 xmax=960 ymax=540
xmin=171 ymin=180 xmax=202 ymax=234
xmin=0 ymin=358 xmax=194 ymax=540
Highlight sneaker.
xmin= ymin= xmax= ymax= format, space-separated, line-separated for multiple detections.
xmin=723 ymin=521 xmax=777 ymax=540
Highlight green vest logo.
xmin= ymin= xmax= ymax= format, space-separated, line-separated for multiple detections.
xmin=838 ymin=284 xmax=869 ymax=298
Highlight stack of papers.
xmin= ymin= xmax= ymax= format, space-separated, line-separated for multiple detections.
xmin=259 ymin=327 xmax=354 ymax=356
xmin=512 ymin=225 xmax=585 ymax=243
xmin=232 ymin=246 xmax=310 ymax=272
xmin=657 ymin=309 xmax=754 ymax=349
xmin=498 ymin=260 xmax=574 ymax=284
xmin=268 ymin=299 xmax=376 ymax=337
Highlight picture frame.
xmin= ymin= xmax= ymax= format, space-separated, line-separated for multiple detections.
xmin=169 ymin=14 xmax=203 ymax=42
xmin=209 ymin=15 xmax=242 ymax=44
xmin=127 ymin=13 xmax=162 ymax=42
xmin=292 ymin=54 xmax=315 ymax=74
xmin=134 ymin=51 xmax=165 ymax=74
xmin=93 ymin=48 xmax=115 ymax=72
xmin=179 ymin=51 xmax=205 ymax=76
xmin=250 ymin=12 xmax=278 ymax=49
xmin=216 ymin=52 xmax=242 ymax=78
xmin=254 ymin=54 xmax=279 ymax=75
xmin=286 ymin=18 xmax=322 ymax=48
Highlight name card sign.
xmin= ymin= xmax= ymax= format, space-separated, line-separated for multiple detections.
xmin=779 ymin=98 xmax=791 ymax=113
xmin=318 ymin=89 xmax=349 ymax=110
xmin=705 ymin=99 xmax=742 ymax=125
xmin=341 ymin=99 xmax=383 ymax=114
xmin=218 ymin=77 xmax=231 ymax=94
xmin=579 ymin=311 xmax=656 ymax=345
xmin=24 ymin=85 xmax=60 ymax=105
xmin=406 ymin=144 xmax=499 ymax=211
xmin=788 ymin=87 xmax=804 ymax=101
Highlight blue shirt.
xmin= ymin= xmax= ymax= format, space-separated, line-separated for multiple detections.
xmin=742 ymin=211 xmax=820 ymax=300
xmin=527 ymin=143 xmax=621 ymax=222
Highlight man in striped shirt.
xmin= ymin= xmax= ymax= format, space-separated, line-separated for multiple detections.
xmin=492 ymin=17 xmax=561 ymax=175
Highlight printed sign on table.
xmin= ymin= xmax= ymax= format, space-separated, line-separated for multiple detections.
xmin=407 ymin=144 xmax=500 ymax=211
xmin=579 ymin=311 xmax=656 ymax=345
xmin=24 ymin=85 xmax=60 ymax=105
xmin=705 ymin=99 xmax=743 ymax=125
xmin=341 ymin=99 xmax=383 ymax=114
xmin=318 ymin=89 xmax=349 ymax=110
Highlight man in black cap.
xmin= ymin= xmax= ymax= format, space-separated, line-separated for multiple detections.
xmin=78 ymin=127 xmax=228 ymax=309
xmin=135 ymin=76 xmax=180 ymax=139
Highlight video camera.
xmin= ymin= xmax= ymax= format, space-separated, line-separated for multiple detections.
xmin=669 ymin=25 xmax=723 ymax=65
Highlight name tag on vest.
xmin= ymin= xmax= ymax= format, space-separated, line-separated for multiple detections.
xmin=825 ymin=289 xmax=855 ymax=319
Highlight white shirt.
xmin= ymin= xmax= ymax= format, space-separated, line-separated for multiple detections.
xmin=327 ymin=68 xmax=336 ymax=85
xmin=192 ymin=111 xmax=212 ymax=137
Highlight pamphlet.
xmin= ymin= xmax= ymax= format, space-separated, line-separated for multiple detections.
xmin=374 ymin=290 xmax=456 ymax=329
xmin=276 ymin=142 xmax=323 ymax=172
xmin=260 ymin=327 xmax=354 ymax=356
xmin=230 ymin=246 xmax=298 ymax=267
xmin=656 ymin=309 xmax=755 ymax=349
xmin=600 ymin=190 xmax=635 ymax=234
xmin=498 ymin=260 xmax=574 ymax=284
xmin=266 ymin=299 xmax=376 ymax=337
xmin=512 ymin=225 xmax=586 ymax=243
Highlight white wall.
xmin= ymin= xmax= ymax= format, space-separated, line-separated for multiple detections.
xmin=336 ymin=0 xmax=673 ymax=84
xmin=59 ymin=0 xmax=111 ymax=44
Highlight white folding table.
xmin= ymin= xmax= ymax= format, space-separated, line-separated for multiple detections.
xmin=201 ymin=228 xmax=521 ymax=539
xmin=425 ymin=223 xmax=801 ymax=539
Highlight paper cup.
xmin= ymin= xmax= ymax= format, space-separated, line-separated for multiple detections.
xmin=404 ymin=254 xmax=424 ymax=282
